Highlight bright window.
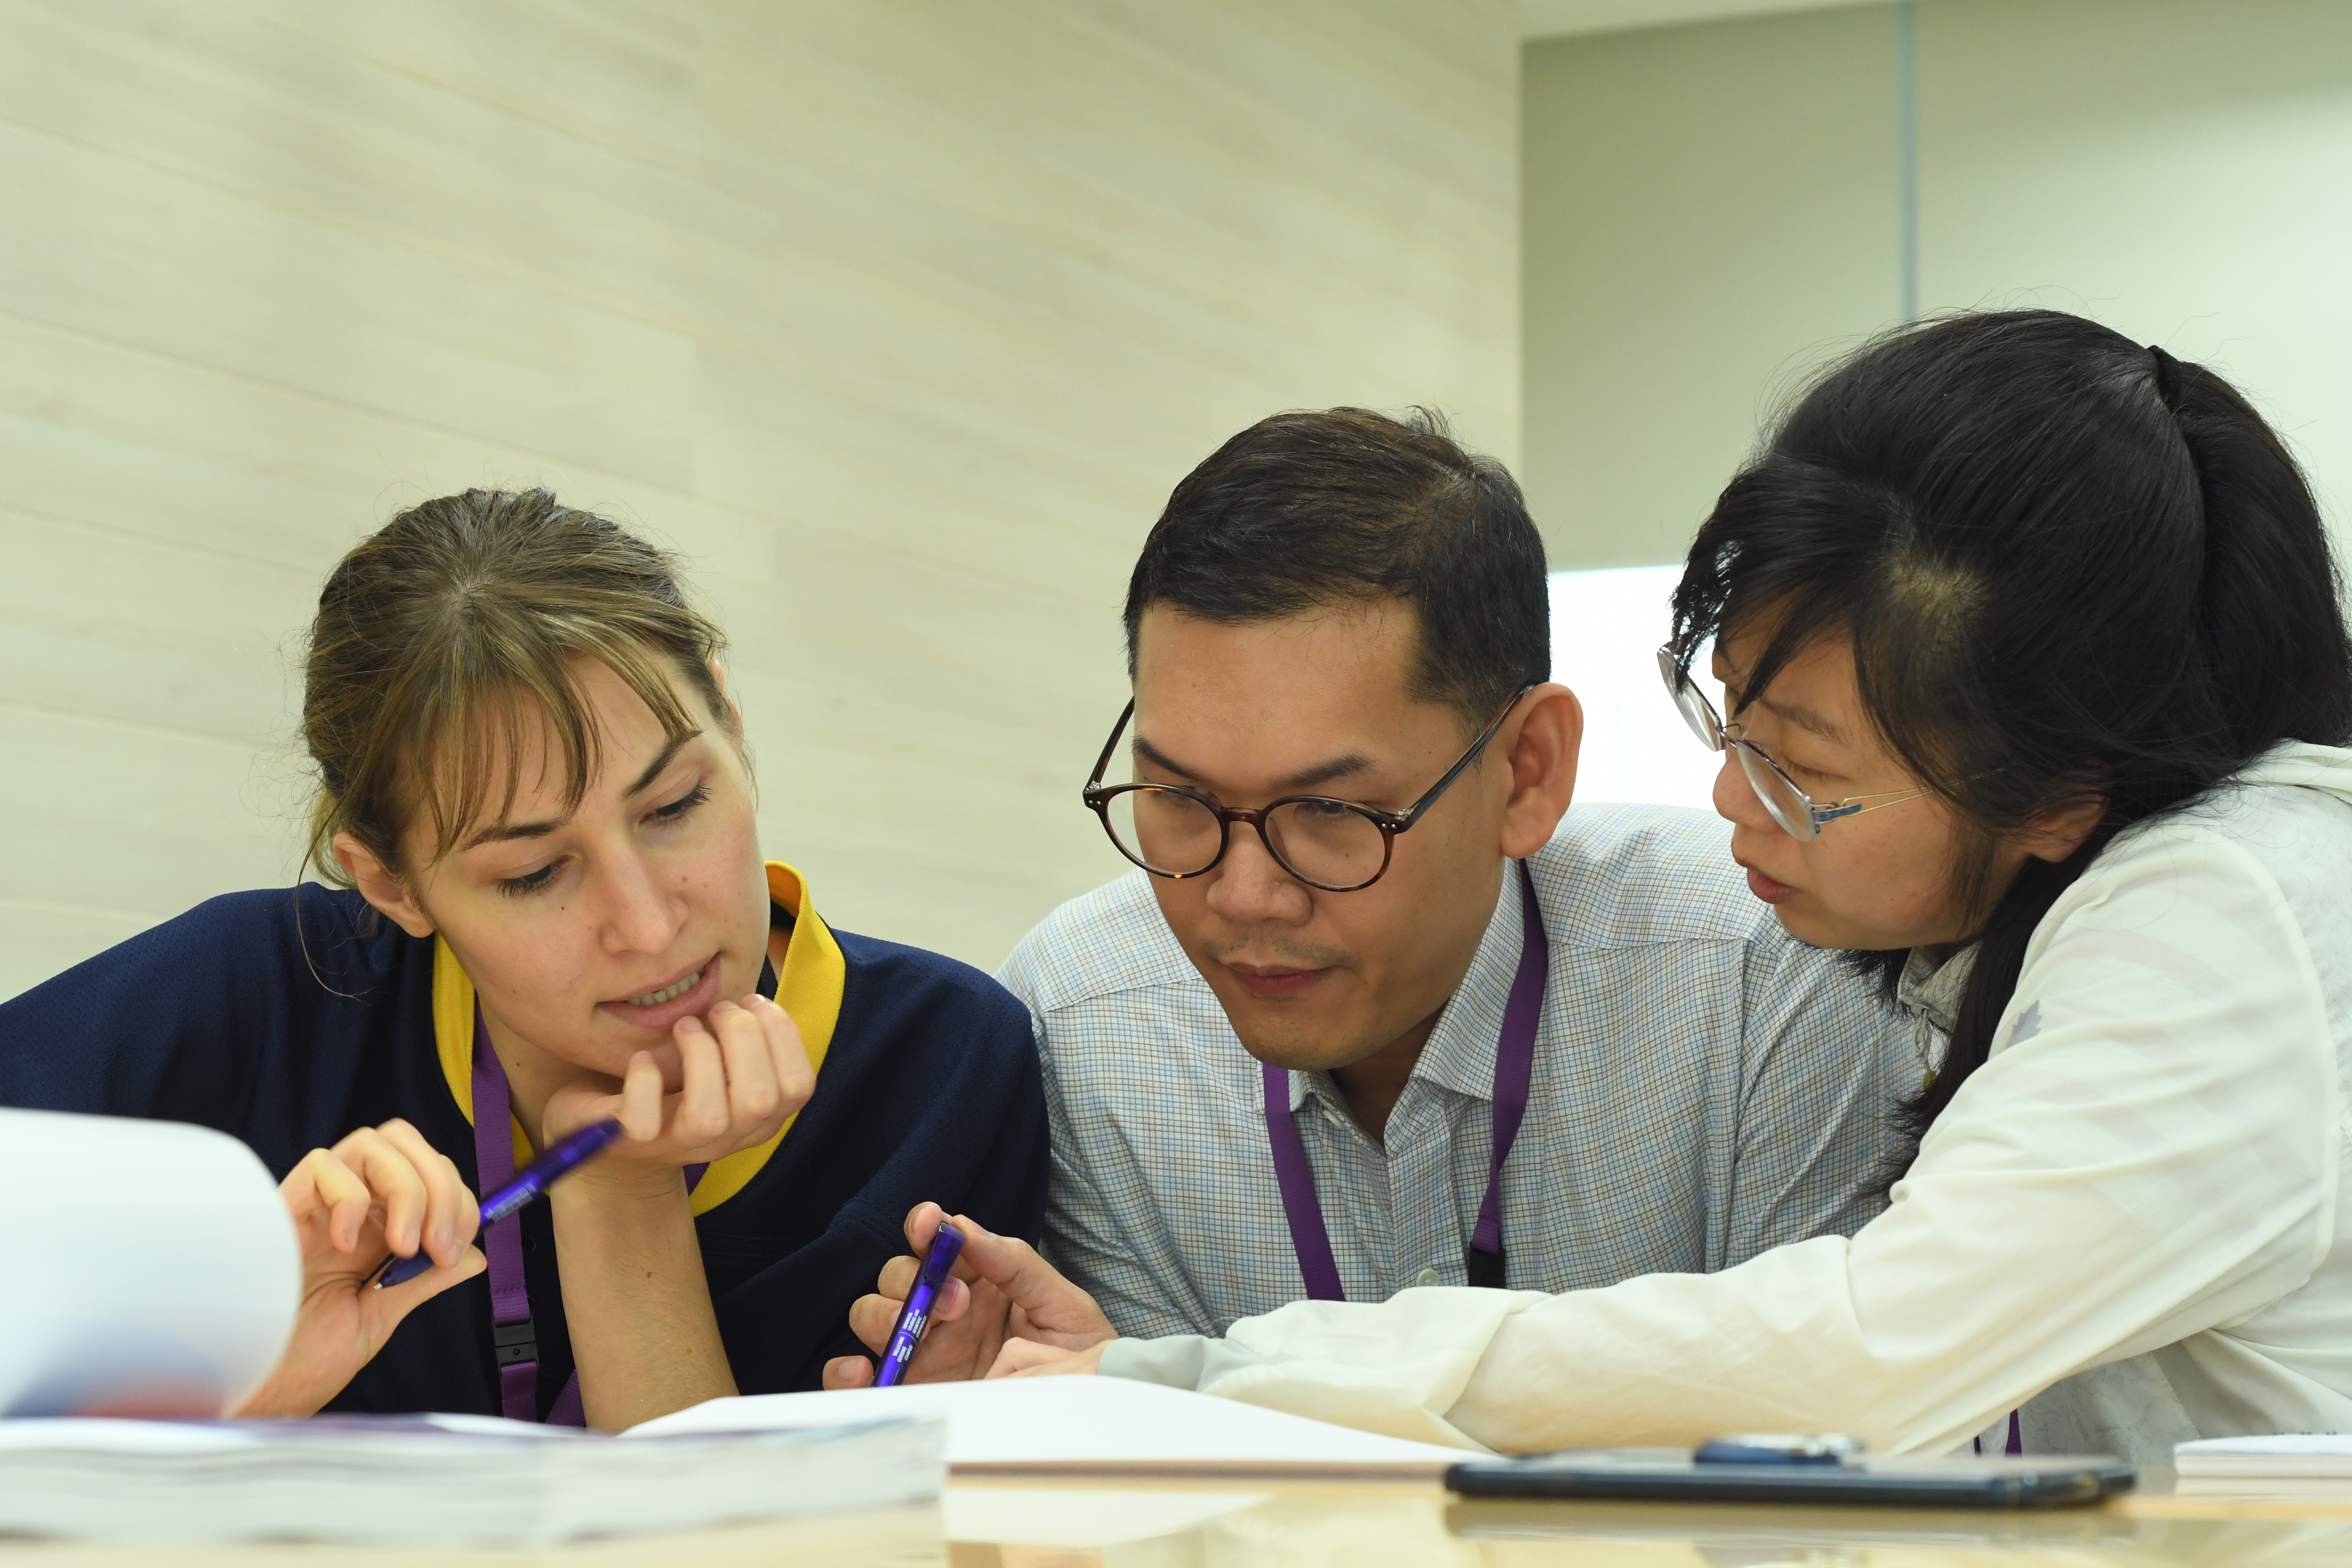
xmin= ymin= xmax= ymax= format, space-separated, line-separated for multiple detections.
xmin=1546 ymin=566 xmax=1721 ymax=813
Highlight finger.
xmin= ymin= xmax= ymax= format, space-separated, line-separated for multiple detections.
xmin=619 ymin=1051 xmax=666 ymax=1142
xmin=902 ymin=1201 xmax=947 ymax=1253
xmin=285 ymin=1149 xmax=371 ymax=1253
xmin=751 ymin=996 xmax=814 ymax=1111
xmin=371 ymin=1243 xmax=488 ymax=1326
xmin=987 ymin=1338 xmax=1072 ymax=1379
xmin=876 ymin=1254 xmax=919 ymax=1303
xmin=847 ymin=1292 xmax=902 ymax=1354
xmin=823 ymin=1356 xmax=875 ymax=1391
xmin=902 ymin=1201 xmax=978 ymax=1280
xmin=931 ymin=1276 xmax=972 ymax=1323
xmin=371 ymin=1119 xmax=471 ymax=1266
xmin=947 ymin=1214 xmax=1073 ymax=1314
xmin=670 ymin=1016 xmax=730 ymax=1146
xmin=707 ymin=1000 xmax=781 ymax=1124
xmin=331 ymin=1127 xmax=430 ymax=1257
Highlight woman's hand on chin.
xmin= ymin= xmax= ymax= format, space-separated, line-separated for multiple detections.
xmin=234 ymin=1120 xmax=486 ymax=1417
xmin=544 ymin=994 xmax=814 ymax=1189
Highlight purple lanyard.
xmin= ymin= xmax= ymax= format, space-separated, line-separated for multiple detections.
xmin=1263 ymin=859 xmax=1548 ymax=1300
xmin=470 ymin=1004 xmax=703 ymax=1425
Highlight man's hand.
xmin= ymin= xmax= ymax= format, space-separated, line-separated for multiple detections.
xmin=234 ymin=1119 xmax=485 ymax=1417
xmin=822 ymin=1204 xmax=1116 ymax=1388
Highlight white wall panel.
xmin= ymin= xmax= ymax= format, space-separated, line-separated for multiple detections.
xmin=0 ymin=0 xmax=1520 ymax=996
xmin=1524 ymin=0 xmax=2352 ymax=575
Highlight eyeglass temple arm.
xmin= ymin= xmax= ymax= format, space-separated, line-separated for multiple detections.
xmin=1086 ymin=699 xmax=1136 ymax=792
xmin=1389 ymin=683 xmax=1538 ymax=832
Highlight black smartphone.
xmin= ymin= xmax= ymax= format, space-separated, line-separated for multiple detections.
xmin=1446 ymin=1448 xmax=2135 ymax=1509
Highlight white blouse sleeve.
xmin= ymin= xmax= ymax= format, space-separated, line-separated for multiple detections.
xmin=1188 ymin=827 xmax=2341 ymax=1455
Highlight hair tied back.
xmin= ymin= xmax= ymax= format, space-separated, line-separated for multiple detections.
xmin=2148 ymin=344 xmax=2187 ymax=410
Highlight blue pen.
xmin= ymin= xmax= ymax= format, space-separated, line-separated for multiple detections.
xmin=874 ymin=1222 xmax=964 ymax=1387
xmin=367 ymin=1118 xmax=626 ymax=1290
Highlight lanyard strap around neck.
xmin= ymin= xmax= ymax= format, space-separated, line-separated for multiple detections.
xmin=471 ymin=990 xmax=730 ymax=1425
xmin=469 ymin=1006 xmax=569 ymax=1424
xmin=1262 ymin=859 xmax=1549 ymax=1301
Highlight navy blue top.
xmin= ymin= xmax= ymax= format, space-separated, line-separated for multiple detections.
xmin=0 ymin=885 xmax=1048 ymax=1417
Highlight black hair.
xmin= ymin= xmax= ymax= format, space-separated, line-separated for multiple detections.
xmin=1123 ymin=408 xmax=1550 ymax=729
xmin=1669 ymin=309 xmax=2352 ymax=1153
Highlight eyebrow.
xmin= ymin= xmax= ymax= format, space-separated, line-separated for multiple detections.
xmin=1758 ymin=696 xmax=1850 ymax=747
xmin=459 ymin=730 xmax=702 ymax=851
xmin=1714 ymin=657 xmax=1852 ymax=747
xmin=1131 ymin=734 xmax=1376 ymax=795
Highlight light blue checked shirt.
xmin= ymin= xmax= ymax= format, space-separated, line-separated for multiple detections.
xmin=997 ymin=803 xmax=1915 ymax=1341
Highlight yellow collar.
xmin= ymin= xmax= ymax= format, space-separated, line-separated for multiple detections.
xmin=430 ymin=862 xmax=844 ymax=1216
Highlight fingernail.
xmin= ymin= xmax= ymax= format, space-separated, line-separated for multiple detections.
xmin=675 ymin=1016 xmax=705 ymax=1034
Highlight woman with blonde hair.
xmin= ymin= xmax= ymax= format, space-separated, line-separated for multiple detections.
xmin=0 ymin=489 xmax=1047 ymax=1429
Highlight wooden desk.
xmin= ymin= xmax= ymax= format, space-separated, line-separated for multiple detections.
xmin=8 ymin=1476 xmax=2352 ymax=1566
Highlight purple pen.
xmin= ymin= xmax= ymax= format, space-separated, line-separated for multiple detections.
xmin=873 ymin=1222 xmax=964 ymax=1387
xmin=367 ymin=1118 xmax=625 ymax=1290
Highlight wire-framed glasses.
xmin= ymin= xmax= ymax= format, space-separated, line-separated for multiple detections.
xmin=1655 ymin=645 xmax=1935 ymax=842
xmin=1082 ymin=686 xmax=1535 ymax=892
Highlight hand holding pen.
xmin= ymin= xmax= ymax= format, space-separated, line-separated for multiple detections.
xmin=234 ymin=1118 xmax=487 ymax=1418
xmin=824 ymin=1203 xmax=1118 ymax=1389
xmin=369 ymin=1118 xmax=625 ymax=1290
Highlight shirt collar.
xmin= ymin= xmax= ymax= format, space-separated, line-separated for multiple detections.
xmin=1285 ymin=863 xmax=1531 ymax=1115
xmin=1410 ymin=864 xmax=1530 ymax=1103
xmin=1897 ymin=942 xmax=1977 ymax=1036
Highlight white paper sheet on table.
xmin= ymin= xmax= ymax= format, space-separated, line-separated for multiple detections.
xmin=626 ymin=1373 xmax=1473 ymax=1479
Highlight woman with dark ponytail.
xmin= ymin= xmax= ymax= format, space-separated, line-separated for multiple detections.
xmin=994 ymin=310 xmax=2352 ymax=1465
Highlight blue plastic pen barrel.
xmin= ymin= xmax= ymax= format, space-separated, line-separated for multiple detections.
xmin=368 ymin=1118 xmax=624 ymax=1290
xmin=874 ymin=1223 xmax=965 ymax=1387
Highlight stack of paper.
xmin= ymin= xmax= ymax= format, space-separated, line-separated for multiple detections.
xmin=0 ymin=1413 xmax=942 ymax=1543
xmin=2175 ymin=1434 xmax=2352 ymax=1498
xmin=631 ymin=1373 xmax=1475 ymax=1481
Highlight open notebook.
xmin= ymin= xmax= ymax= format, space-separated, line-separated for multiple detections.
xmin=630 ymin=1373 xmax=1475 ymax=1481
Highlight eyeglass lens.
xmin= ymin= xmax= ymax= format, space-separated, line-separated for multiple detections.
xmin=1729 ymin=744 xmax=1819 ymax=841
xmin=1655 ymin=648 xmax=1720 ymax=751
xmin=1102 ymin=788 xmax=1387 ymax=887
xmin=1656 ymin=646 xmax=1818 ymax=842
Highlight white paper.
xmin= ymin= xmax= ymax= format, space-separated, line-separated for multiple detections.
xmin=0 ymin=1108 xmax=297 ymax=1417
xmin=0 ymin=1413 xmax=942 ymax=1542
xmin=626 ymin=1373 xmax=1468 ymax=1477
xmin=2178 ymin=1433 xmax=2352 ymax=1456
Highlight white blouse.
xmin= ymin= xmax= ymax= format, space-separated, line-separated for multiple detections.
xmin=1101 ymin=744 xmax=2352 ymax=1464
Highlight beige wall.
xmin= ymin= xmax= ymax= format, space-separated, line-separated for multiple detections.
xmin=1521 ymin=4 xmax=1901 ymax=568
xmin=1524 ymin=0 xmax=2352 ymax=571
xmin=1917 ymin=0 xmax=2352 ymax=544
xmin=0 ymin=0 xmax=1519 ymax=996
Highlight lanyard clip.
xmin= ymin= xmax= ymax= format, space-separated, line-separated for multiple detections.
xmin=1465 ymin=1245 xmax=1506 ymax=1290
xmin=492 ymin=1317 xmax=538 ymax=1368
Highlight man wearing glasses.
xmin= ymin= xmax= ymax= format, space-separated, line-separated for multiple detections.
xmin=822 ymin=408 xmax=1911 ymax=1386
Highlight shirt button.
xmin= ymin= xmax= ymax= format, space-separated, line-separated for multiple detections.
xmin=1414 ymin=1266 xmax=1441 ymax=1288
